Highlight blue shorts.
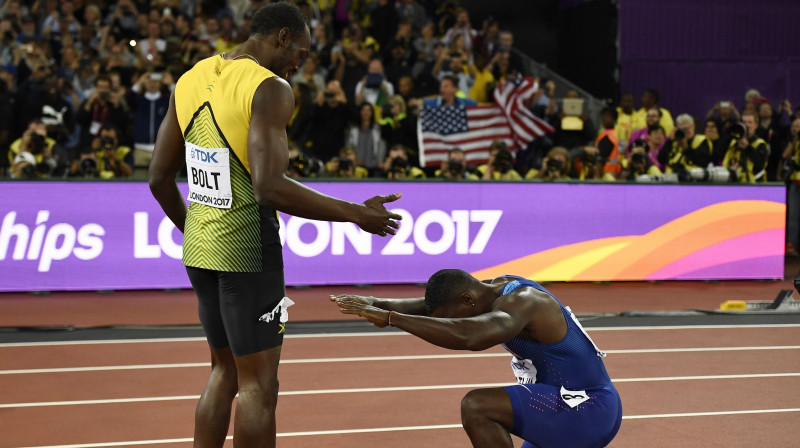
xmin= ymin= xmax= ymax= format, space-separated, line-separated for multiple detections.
xmin=503 ymin=383 xmax=622 ymax=448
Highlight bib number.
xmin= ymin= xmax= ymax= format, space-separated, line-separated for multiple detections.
xmin=185 ymin=143 xmax=232 ymax=209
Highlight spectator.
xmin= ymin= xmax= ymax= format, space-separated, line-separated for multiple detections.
xmin=705 ymin=118 xmax=729 ymax=166
xmin=0 ymin=76 xmax=15 ymax=175
xmin=423 ymin=75 xmax=477 ymax=108
xmin=659 ymin=113 xmax=711 ymax=176
xmin=105 ymin=0 xmax=139 ymax=42
xmin=549 ymin=89 xmax=596 ymax=153
xmin=346 ymin=102 xmax=387 ymax=173
xmin=77 ymin=74 xmax=128 ymax=147
xmin=325 ymin=145 xmax=369 ymax=178
xmin=383 ymin=20 xmax=415 ymax=86
xmin=291 ymin=52 xmax=325 ymax=96
xmin=590 ymin=107 xmax=622 ymax=179
xmin=438 ymin=147 xmax=479 ymax=180
xmin=368 ymin=0 xmax=398 ymax=50
xmin=642 ymin=125 xmax=667 ymax=170
xmin=434 ymin=48 xmax=475 ymax=96
xmin=467 ymin=50 xmax=496 ymax=104
xmin=706 ymin=99 xmax=740 ymax=135
xmin=129 ymin=70 xmax=172 ymax=178
xmin=526 ymin=146 xmax=572 ymax=180
xmin=626 ymin=106 xmax=661 ymax=156
xmin=473 ymin=17 xmax=500 ymax=61
xmin=625 ymin=138 xmax=663 ymax=181
xmin=382 ymin=144 xmax=425 ymax=179
xmin=334 ymin=23 xmax=377 ymax=104
xmin=68 ymin=146 xmax=99 ymax=178
xmin=633 ymin=88 xmax=674 ymax=136
xmin=17 ymin=15 xmax=41 ymax=45
xmin=215 ymin=14 xmax=237 ymax=54
xmin=395 ymin=0 xmax=427 ymax=34
xmin=35 ymin=73 xmax=74 ymax=153
xmin=287 ymin=82 xmax=315 ymax=152
xmin=42 ymin=0 xmax=80 ymax=39
xmin=442 ymin=9 xmax=477 ymax=52
xmin=91 ymin=124 xmax=131 ymax=179
xmin=354 ymin=58 xmax=394 ymax=107
xmin=379 ymin=95 xmax=418 ymax=155
xmin=781 ymin=117 xmax=800 ymax=255
xmin=722 ymin=111 xmax=768 ymax=183
xmin=411 ymin=21 xmax=440 ymax=80
xmin=308 ymin=79 xmax=350 ymax=162
xmin=479 ymin=140 xmax=522 ymax=180
xmin=615 ymin=92 xmax=636 ymax=149
xmin=757 ymin=100 xmax=791 ymax=181
xmin=494 ymin=30 xmax=525 ymax=77
xmin=311 ymin=22 xmax=336 ymax=75
xmin=8 ymin=119 xmax=57 ymax=179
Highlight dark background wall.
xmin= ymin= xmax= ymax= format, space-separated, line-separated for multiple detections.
xmin=617 ymin=0 xmax=800 ymax=118
xmin=460 ymin=0 xmax=618 ymax=101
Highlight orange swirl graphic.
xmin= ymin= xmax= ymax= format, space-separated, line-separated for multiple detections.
xmin=471 ymin=200 xmax=784 ymax=281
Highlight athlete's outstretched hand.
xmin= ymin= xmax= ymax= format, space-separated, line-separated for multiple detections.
xmin=329 ymin=294 xmax=375 ymax=307
xmin=357 ymin=193 xmax=402 ymax=237
xmin=334 ymin=296 xmax=390 ymax=328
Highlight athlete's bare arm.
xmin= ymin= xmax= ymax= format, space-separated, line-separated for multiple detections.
xmin=247 ymin=77 xmax=401 ymax=235
xmin=337 ymin=288 xmax=558 ymax=351
xmin=330 ymin=294 xmax=428 ymax=315
xmin=149 ymin=92 xmax=187 ymax=233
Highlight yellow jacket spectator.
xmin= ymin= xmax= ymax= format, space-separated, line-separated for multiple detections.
xmin=325 ymin=145 xmax=369 ymax=178
xmin=526 ymin=147 xmax=572 ymax=180
xmin=659 ymin=114 xmax=711 ymax=174
xmin=633 ymin=88 xmax=674 ymax=135
xmin=722 ymin=113 xmax=769 ymax=183
xmin=615 ymin=93 xmax=636 ymax=147
xmin=478 ymin=141 xmax=522 ymax=180
xmin=93 ymin=125 xmax=132 ymax=179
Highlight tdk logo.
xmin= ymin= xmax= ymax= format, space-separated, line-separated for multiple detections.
xmin=191 ymin=148 xmax=218 ymax=163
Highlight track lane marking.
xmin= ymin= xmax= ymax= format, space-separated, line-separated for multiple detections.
xmin=13 ymin=408 xmax=800 ymax=448
xmin=1 ymin=323 xmax=798 ymax=347
xmin=3 ymin=346 xmax=800 ymax=375
xmin=3 ymin=373 xmax=800 ymax=409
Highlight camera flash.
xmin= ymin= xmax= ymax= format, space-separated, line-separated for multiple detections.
xmin=129 ymin=40 xmax=136 ymax=47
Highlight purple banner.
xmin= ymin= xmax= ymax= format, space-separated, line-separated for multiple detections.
xmin=0 ymin=181 xmax=786 ymax=292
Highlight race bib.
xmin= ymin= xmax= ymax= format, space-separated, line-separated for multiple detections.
xmin=185 ymin=142 xmax=232 ymax=209
xmin=510 ymin=356 xmax=537 ymax=384
xmin=560 ymin=385 xmax=590 ymax=408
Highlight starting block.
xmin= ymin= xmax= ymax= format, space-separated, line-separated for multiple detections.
xmin=720 ymin=290 xmax=800 ymax=312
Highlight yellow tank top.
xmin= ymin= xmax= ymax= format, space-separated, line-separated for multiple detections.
xmin=175 ymin=55 xmax=282 ymax=272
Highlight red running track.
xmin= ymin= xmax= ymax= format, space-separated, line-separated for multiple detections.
xmin=1 ymin=325 xmax=800 ymax=447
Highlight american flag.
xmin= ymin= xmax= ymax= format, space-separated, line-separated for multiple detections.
xmin=418 ymin=76 xmax=554 ymax=167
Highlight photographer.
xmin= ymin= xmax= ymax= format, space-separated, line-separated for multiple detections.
xmin=68 ymin=147 xmax=99 ymax=178
xmin=479 ymin=141 xmax=522 ymax=180
xmin=659 ymin=113 xmax=711 ymax=178
xmin=92 ymin=124 xmax=131 ymax=179
xmin=325 ymin=146 xmax=368 ymax=179
xmin=526 ymin=146 xmax=571 ymax=180
xmin=782 ymin=117 xmax=800 ymax=255
xmin=286 ymin=142 xmax=323 ymax=179
xmin=381 ymin=144 xmax=425 ymax=179
xmin=438 ymin=147 xmax=479 ymax=180
xmin=77 ymin=74 xmax=128 ymax=148
xmin=433 ymin=48 xmax=476 ymax=95
xmin=9 ymin=121 xmax=56 ymax=179
xmin=625 ymin=139 xmax=663 ymax=181
xmin=722 ymin=111 xmax=769 ymax=183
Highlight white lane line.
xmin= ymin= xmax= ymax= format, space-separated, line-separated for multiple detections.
xmin=2 ymin=323 xmax=798 ymax=348
xmin=2 ymin=345 xmax=799 ymax=375
xmin=4 ymin=373 xmax=800 ymax=409
xmin=14 ymin=408 xmax=800 ymax=448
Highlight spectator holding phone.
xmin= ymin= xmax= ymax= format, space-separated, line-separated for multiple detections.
xmin=355 ymin=58 xmax=394 ymax=107
xmin=77 ymin=74 xmax=128 ymax=147
xmin=129 ymin=70 xmax=172 ymax=178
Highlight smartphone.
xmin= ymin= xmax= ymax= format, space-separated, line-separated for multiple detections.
xmin=720 ymin=101 xmax=730 ymax=108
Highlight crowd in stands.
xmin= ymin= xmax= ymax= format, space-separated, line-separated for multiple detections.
xmin=2 ymin=0 xmax=800 ymax=192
